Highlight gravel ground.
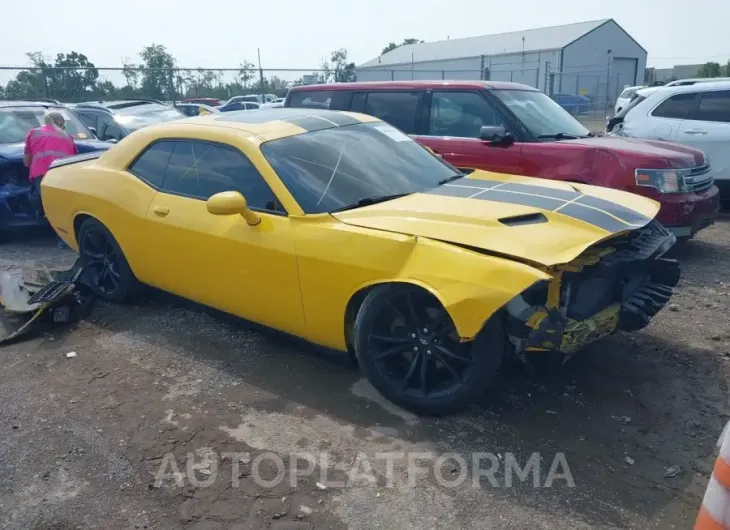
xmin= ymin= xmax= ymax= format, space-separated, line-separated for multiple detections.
xmin=0 ymin=214 xmax=729 ymax=529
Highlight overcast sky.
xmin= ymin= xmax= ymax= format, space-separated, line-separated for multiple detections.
xmin=2 ymin=0 xmax=728 ymax=70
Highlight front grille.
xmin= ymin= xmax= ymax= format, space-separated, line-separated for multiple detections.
xmin=685 ymin=163 xmax=714 ymax=192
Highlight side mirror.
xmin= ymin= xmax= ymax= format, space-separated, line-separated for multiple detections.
xmin=479 ymin=125 xmax=510 ymax=143
xmin=207 ymin=191 xmax=261 ymax=226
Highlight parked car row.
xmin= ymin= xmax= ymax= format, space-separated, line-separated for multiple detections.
xmin=284 ymin=80 xmax=720 ymax=240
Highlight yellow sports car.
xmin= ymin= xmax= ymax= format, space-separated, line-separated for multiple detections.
xmin=41 ymin=108 xmax=679 ymax=414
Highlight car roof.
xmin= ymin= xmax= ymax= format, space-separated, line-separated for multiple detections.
xmin=641 ymin=80 xmax=730 ymax=98
xmin=665 ymin=77 xmax=730 ymax=86
xmin=143 ymin=107 xmax=380 ymax=142
xmin=288 ymin=80 xmax=538 ymax=93
xmin=0 ymin=100 xmax=65 ymax=109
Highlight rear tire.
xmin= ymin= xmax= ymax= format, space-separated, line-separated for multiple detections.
xmin=78 ymin=218 xmax=139 ymax=303
xmin=353 ymin=284 xmax=504 ymax=415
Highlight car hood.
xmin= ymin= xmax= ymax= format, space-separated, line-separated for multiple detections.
xmin=563 ymin=136 xmax=704 ymax=168
xmin=332 ymin=172 xmax=660 ymax=267
xmin=0 ymin=139 xmax=111 ymax=161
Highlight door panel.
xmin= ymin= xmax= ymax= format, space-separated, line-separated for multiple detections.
xmin=415 ymin=90 xmax=522 ymax=174
xmin=680 ymin=91 xmax=730 ymax=182
xmin=144 ymin=192 xmax=305 ymax=336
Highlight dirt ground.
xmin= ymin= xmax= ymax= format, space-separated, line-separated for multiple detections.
xmin=1 ymin=213 xmax=729 ymax=530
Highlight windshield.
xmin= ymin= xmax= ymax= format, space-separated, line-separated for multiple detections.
xmin=492 ymin=89 xmax=590 ymax=139
xmin=619 ymin=88 xmax=638 ymax=99
xmin=260 ymin=122 xmax=459 ymax=213
xmin=615 ymin=95 xmax=646 ymax=119
xmin=0 ymin=106 xmax=94 ymax=144
xmin=115 ymin=107 xmax=184 ymax=132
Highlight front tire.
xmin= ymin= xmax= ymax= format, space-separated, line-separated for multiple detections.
xmin=353 ymin=284 xmax=504 ymax=415
xmin=78 ymin=218 xmax=139 ymax=303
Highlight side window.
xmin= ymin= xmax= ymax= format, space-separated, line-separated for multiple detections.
xmin=329 ymin=91 xmax=353 ymax=111
xmin=429 ymin=91 xmax=506 ymax=138
xmin=77 ymin=112 xmax=97 ymax=131
xmin=364 ymin=91 xmax=421 ymax=134
xmin=651 ymin=93 xmax=698 ymax=119
xmin=129 ymin=141 xmax=175 ymax=188
xmin=694 ymin=91 xmax=730 ymax=123
xmin=162 ymin=141 xmax=280 ymax=212
xmin=101 ymin=120 xmax=124 ymax=141
xmin=351 ymin=92 xmax=367 ymax=113
xmin=288 ymin=91 xmax=331 ymax=109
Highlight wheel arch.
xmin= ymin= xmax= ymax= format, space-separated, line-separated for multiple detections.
xmin=343 ymin=279 xmax=450 ymax=358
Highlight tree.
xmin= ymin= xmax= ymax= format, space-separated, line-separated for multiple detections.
xmin=697 ymin=62 xmax=722 ymax=78
xmin=237 ymin=60 xmax=256 ymax=89
xmin=724 ymin=61 xmax=730 ymax=77
xmin=321 ymin=48 xmax=356 ymax=83
xmin=46 ymin=51 xmax=99 ymax=101
xmin=139 ymin=44 xmax=176 ymax=99
xmin=381 ymin=38 xmax=424 ymax=55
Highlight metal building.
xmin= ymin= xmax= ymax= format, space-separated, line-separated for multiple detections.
xmin=356 ymin=19 xmax=646 ymax=103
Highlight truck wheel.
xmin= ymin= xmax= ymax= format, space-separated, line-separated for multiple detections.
xmin=354 ymin=284 xmax=504 ymax=415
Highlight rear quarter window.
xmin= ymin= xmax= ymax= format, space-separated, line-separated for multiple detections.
xmin=651 ymin=93 xmax=698 ymax=119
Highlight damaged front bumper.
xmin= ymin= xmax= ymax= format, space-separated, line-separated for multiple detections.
xmin=506 ymin=221 xmax=680 ymax=360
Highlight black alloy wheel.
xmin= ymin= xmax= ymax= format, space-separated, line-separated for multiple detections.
xmin=78 ymin=218 xmax=138 ymax=303
xmin=354 ymin=285 xmax=504 ymax=415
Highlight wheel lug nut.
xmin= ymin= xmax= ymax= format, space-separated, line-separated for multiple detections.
xmin=410 ymin=333 xmax=417 ymax=338
xmin=413 ymin=346 xmax=419 ymax=352
xmin=426 ymin=350 xmax=432 ymax=355
xmin=423 ymin=328 xmax=428 ymax=333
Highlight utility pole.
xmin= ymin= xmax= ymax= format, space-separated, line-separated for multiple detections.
xmin=257 ymin=48 xmax=265 ymax=101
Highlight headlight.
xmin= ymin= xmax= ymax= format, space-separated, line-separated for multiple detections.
xmin=635 ymin=168 xmax=690 ymax=193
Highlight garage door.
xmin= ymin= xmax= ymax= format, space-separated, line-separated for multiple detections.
xmin=612 ymin=58 xmax=638 ymax=103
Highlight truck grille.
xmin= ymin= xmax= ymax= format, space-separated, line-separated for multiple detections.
xmin=685 ymin=163 xmax=714 ymax=192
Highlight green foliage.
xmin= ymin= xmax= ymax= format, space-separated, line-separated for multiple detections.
xmin=0 ymin=45 xmax=360 ymax=102
xmin=321 ymin=48 xmax=356 ymax=83
xmin=696 ymin=62 xmax=722 ymax=78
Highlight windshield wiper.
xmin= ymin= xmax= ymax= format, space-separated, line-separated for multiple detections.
xmin=437 ymin=174 xmax=464 ymax=186
xmin=537 ymin=132 xmax=582 ymax=140
xmin=330 ymin=193 xmax=411 ymax=213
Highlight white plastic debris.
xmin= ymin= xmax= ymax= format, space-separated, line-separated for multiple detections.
xmin=625 ymin=456 xmax=635 ymax=466
xmin=316 ymin=482 xmax=327 ymax=490
xmin=300 ymin=505 xmax=314 ymax=515
xmin=664 ymin=465 xmax=682 ymax=478
xmin=65 ymin=351 xmax=77 ymax=359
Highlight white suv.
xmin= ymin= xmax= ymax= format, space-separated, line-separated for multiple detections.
xmin=608 ymin=81 xmax=730 ymax=200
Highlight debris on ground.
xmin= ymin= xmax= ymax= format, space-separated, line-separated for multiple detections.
xmin=625 ymin=456 xmax=635 ymax=466
xmin=664 ymin=465 xmax=683 ymax=478
xmin=65 ymin=351 xmax=77 ymax=359
xmin=0 ymin=259 xmax=94 ymax=345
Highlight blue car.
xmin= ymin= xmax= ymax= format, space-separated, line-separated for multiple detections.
xmin=216 ymin=101 xmax=261 ymax=112
xmin=0 ymin=101 xmax=111 ymax=239
xmin=550 ymin=93 xmax=591 ymax=115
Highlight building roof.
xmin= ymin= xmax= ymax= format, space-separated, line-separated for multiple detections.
xmin=358 ymin=19 xmax=611 ymax=68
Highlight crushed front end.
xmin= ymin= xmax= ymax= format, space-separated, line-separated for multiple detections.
xmin=0 ymin=160 xmax=43 ymax=234
xmin=505 ymin=221 xmax=680 ymax=361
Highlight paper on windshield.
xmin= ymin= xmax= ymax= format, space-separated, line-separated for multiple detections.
xmin=373 ymin=124 xmax=411 ymax=142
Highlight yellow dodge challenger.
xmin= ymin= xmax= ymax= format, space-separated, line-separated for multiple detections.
xmin=41 ymin=108 xmax=680 ymax=414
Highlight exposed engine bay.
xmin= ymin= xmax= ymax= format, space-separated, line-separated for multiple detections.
xmin=506 ymin=221 xmax=680 ymax=361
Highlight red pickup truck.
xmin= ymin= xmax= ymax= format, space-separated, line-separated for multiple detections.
xmin=285 ymin=81 xmax=719 ymax=240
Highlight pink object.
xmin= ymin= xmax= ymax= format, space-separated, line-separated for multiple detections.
xmin=24 ymin=124 xmax=78 ymax=180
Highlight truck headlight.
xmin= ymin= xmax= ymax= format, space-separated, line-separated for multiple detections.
xmin=635 ymin=168 xmax=689 ymax=193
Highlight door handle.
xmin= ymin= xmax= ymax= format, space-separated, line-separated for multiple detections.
xmin=152 ymin=206 xmax=170 ymax=217
xmin=683 ymin=129 xmax=708 ymax=135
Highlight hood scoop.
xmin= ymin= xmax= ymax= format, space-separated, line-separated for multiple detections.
xmin=498 ymin=213 xmax=548 ymax=226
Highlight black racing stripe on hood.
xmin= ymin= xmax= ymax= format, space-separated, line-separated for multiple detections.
xmin=321 ymin=112 xmax=361 ymax=127
xmin=573 ymin=195 xmax=651 ymax=226
xmin=285 ymin=116 xmax=337 ymax=132
xmin=428 ymin=177 xmax=652 ymax=233
xmin=497 ymin=181 xmax=580 ymax=201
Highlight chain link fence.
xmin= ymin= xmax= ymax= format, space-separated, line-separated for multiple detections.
xmin=1 ymin=64 xmax=623 ymax=127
